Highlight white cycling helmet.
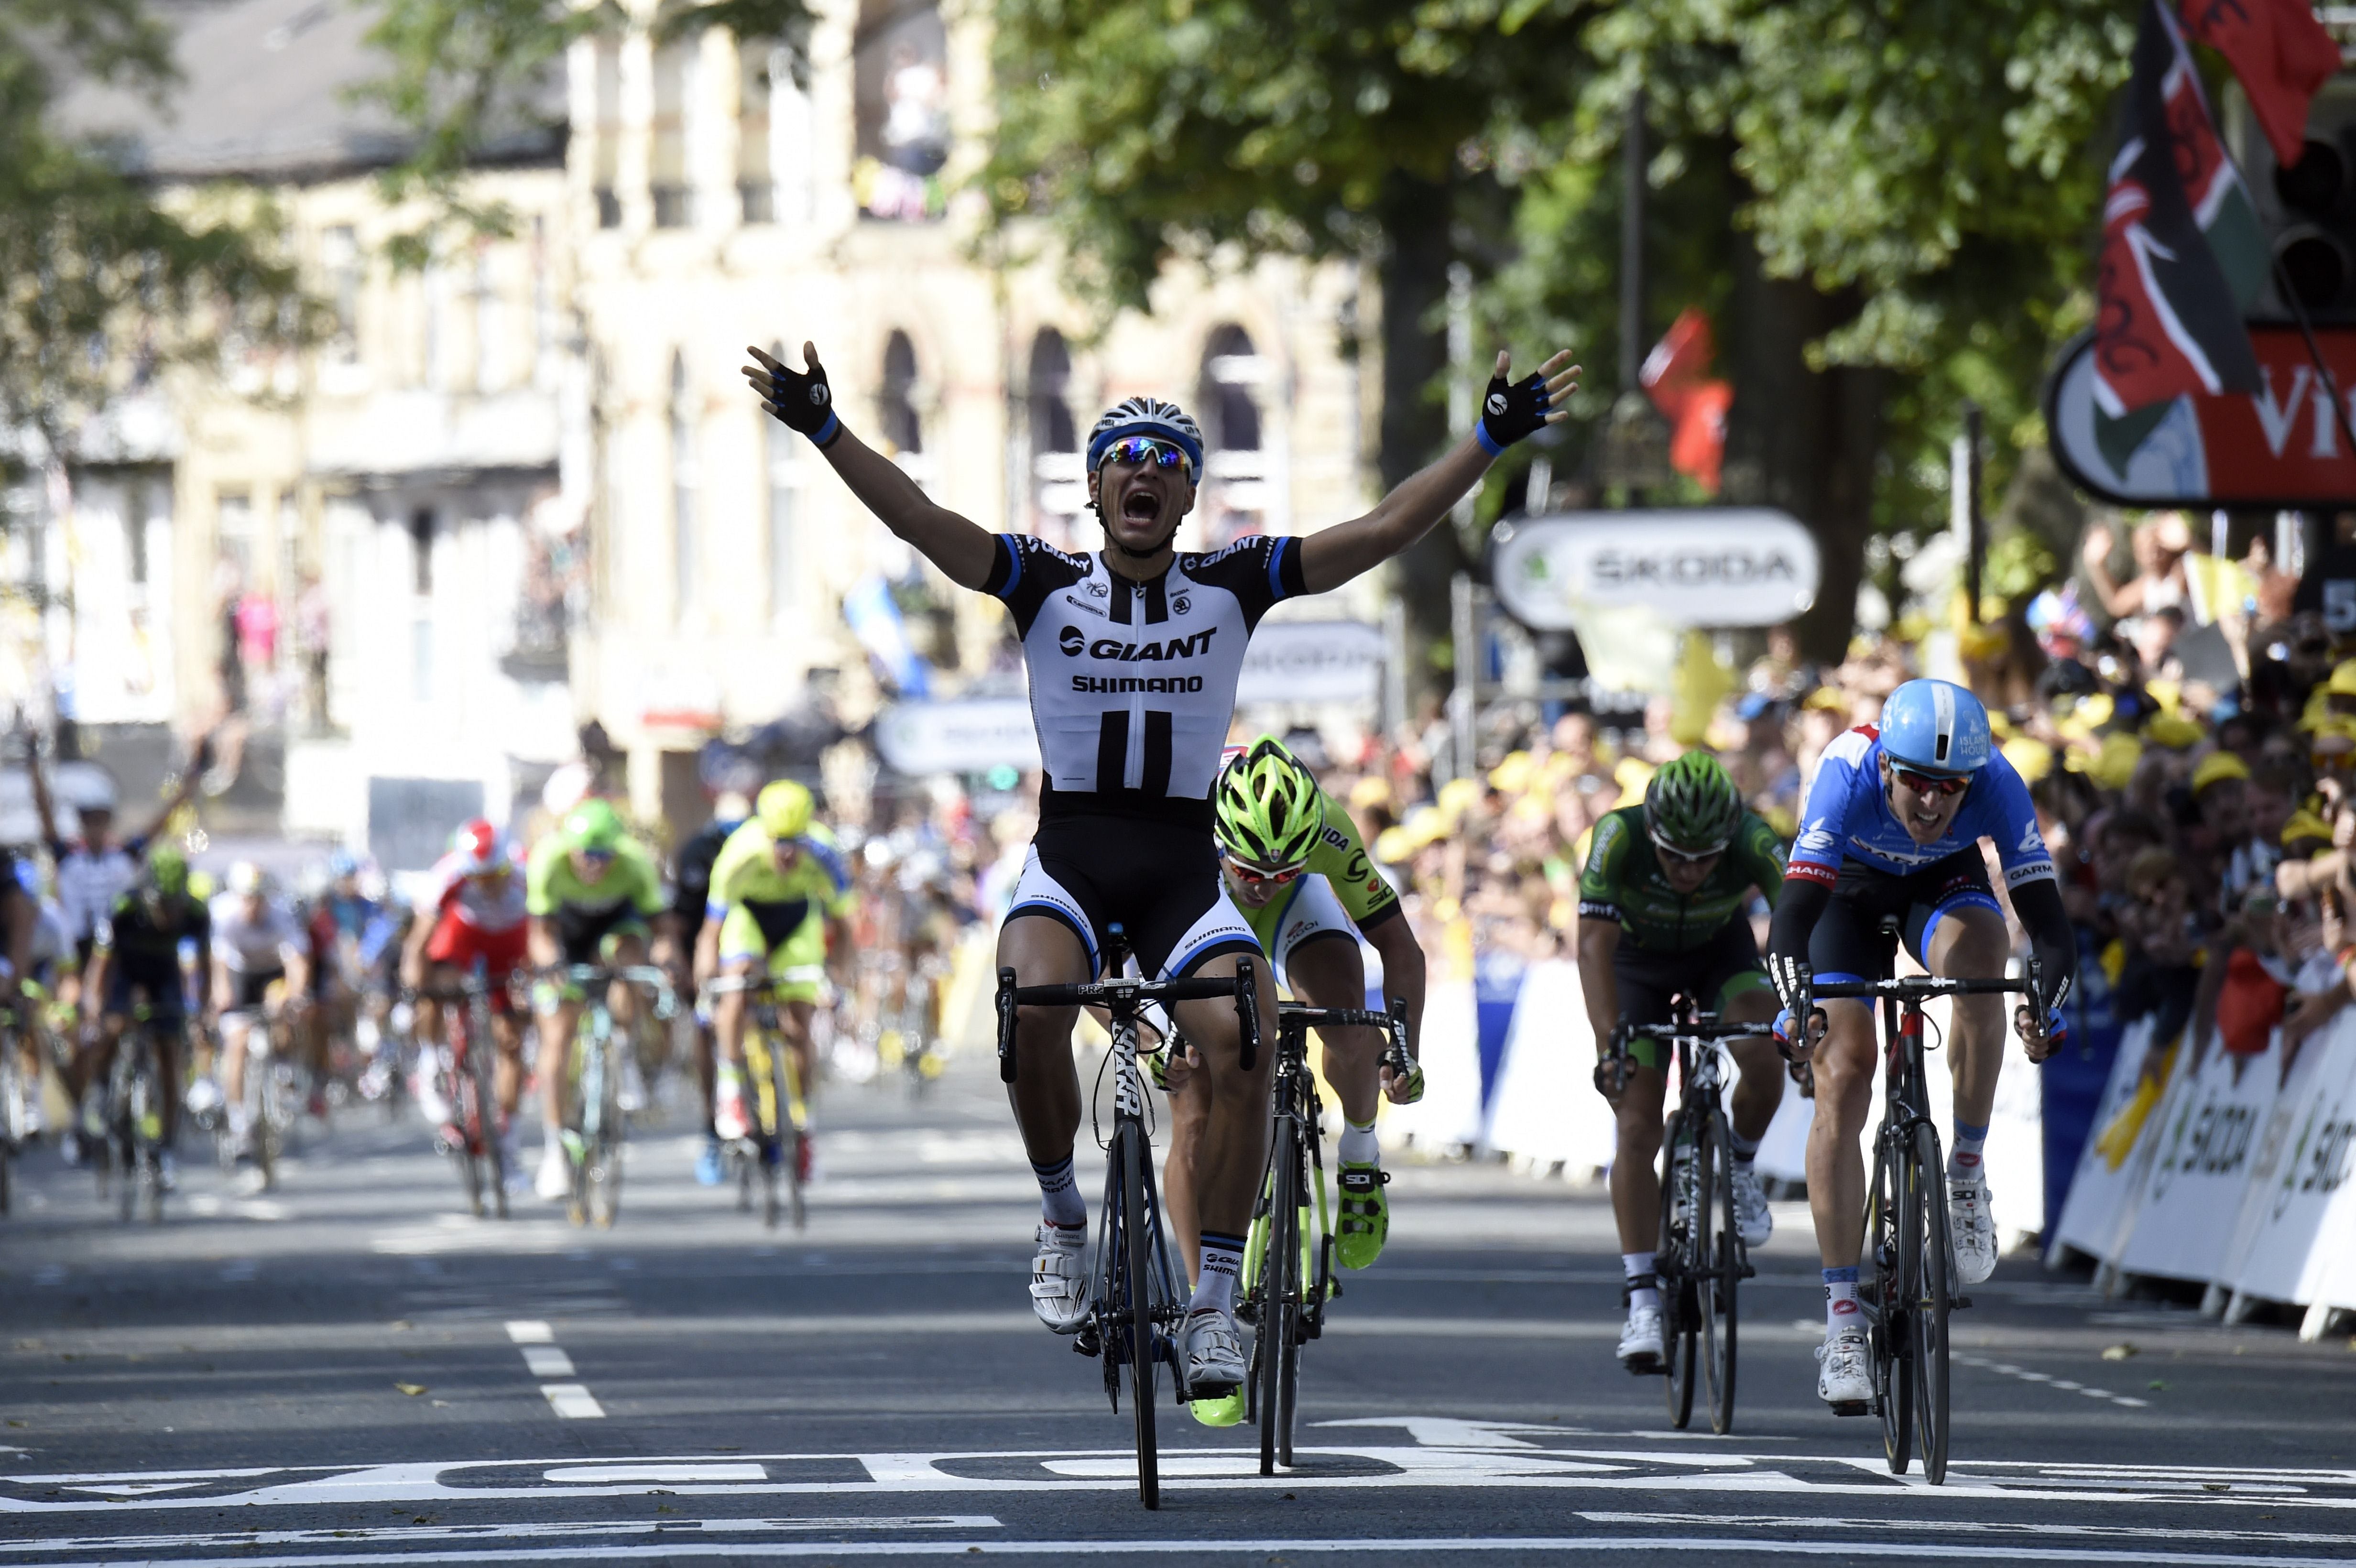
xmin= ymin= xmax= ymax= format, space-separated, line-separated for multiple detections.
xmin=1086 ymin=397 xmax=1204 ymax=482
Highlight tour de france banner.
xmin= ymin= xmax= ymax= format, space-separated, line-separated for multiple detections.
xmin=2057 ymin=1008 xmax=2356 ymax=1316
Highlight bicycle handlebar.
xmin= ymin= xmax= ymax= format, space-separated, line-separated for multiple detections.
xmin=994 ymin=935 xmax=1263 ymax=1082
xmin=1812 ymin=975 xmax=2035 ymax=1000
xmin=1281 ymin=995 xmax=1420 ymax=1085
xmin=1625 ymin=1016 xmax=1774 ymax=1043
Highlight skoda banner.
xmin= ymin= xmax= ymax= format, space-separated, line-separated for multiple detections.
xmin=874 ymin=698 xmax=1041 ymax=776
xmin=1490 ymin=509 xmax=1820 ymax=630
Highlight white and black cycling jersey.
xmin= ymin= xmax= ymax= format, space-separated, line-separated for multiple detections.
xmin=984 ymin=533 xmax=1306 ymax=820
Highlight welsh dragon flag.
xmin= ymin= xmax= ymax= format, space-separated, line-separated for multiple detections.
xmin=2093 ymin=0 xmax=2269 ymax=466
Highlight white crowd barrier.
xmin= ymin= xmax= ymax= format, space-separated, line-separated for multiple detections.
xmin=2052 ymin=1007 xmax=2356 ymax=1333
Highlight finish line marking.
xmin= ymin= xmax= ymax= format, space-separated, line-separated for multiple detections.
xmin=5 ymin=1534 xmax=2352 ymax=1568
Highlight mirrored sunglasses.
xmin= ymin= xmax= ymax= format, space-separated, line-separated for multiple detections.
xmin=1101 ymin=436 xmax=1189 ymax=473
xmin=1891 ymin=764 xmax=1969 ymax=797
xmin=1648 ymin=835 xmax=1727 ymax=865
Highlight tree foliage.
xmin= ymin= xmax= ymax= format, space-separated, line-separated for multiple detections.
xmin=0 ymin=0 xmax=304 ymax=464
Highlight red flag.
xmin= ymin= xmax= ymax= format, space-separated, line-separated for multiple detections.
xmin=1640 ymin=308 xmax=1732 ymax=495
xmin=2178 ymin=0 xmax=2337 ymax=168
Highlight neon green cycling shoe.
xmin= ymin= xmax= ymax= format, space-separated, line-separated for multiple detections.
xmin=1335 ymin=1162 xmax=1391 ymax=1270
xmin=1189 ymin=1388 xmax=1245 ymax=1426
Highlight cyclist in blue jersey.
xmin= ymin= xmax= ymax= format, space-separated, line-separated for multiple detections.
xmin=1764 ymin=678 xmax=2075 ymax=1411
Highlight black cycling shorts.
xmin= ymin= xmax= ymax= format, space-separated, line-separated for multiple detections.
xmin=1807 ymin=851 xmax=2005 ymax=987
xmin=1613 ymin=918 xmax=1771 ymax=1070
xmin=225 ymin=967 xmax=285 ymax=1013
xmin=1005 ymin=811 xmax=1257 ymax=980
xmin=105 ymin=960 xmax=185 ymax=1021
xmin=554 ymin=903 xmax=650 ymax=967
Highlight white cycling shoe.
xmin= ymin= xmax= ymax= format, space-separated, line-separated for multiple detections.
xmin=1948 ymin=1174 xmax=1998 ymax=1286
xmin=1181 ymin=1307 xmax=1248 ymax=1396
xmin=534 ymin=1143 xmax=572 ymax=1201
xmin=1617 ymin=1301 xmax=1666 ymax=1374
xmin=1816 ymin=1328 xmax=1872 ymax=1413
xmin=1731 ymin=1162 xmax=1773 ymax=1249
xmin=1030 ymin=1223 xmax=1090 ymax=1333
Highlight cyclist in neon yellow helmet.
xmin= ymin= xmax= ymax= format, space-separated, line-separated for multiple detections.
xmin=524 ymin=796 xmax=671 ymax=1201
xmin=1163 ymin=736 xmax=1427 ymax=1426
xmin=698 ymin=778 xmax=854 ymax=1179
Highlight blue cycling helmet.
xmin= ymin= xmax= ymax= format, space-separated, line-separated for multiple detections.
xmin=1085 ymin=397 xmax=1205 ymax=483
xmin=1878 ymin=678 xmax=1991 ymax=776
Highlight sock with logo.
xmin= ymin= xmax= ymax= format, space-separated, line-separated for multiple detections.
xmin=1339 ymin=1118 xmax=1380 ymax=1167
xmin=1190 ymin=1230 xmax=1246 ymax=1316
xmin=1949 ymin=1119 xmax=1989 ymax=1181
xmin=1824 ymin=1265 xmax=1862 ymax=1335
xmin=1728 ymin=1128 xmax=1762 ymax=1167
xmin=1623 ymin=1251 xmax=1660 ymax=1314
xmin=1032 ymin=1154 xmax=1086 ymax=1230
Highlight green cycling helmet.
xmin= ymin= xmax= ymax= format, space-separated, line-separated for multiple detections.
xmin=563 ymin=797 xmax=626 ymax=855
xmin=1644 ymin=751 xmax=1743 ymax=855
xmin=1214 ymin=737 xmax=1324 ymax=871
xmin=147 ymin=844 xmax=189 ymax=897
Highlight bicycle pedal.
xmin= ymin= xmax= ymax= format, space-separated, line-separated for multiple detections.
xmin=1073 ymin=1328 xmax=1102 ymax=1358
xmin=1829 ymin=1399 xmax=1871 ymax=1418
xmin=1952 ymin=1295 xmax=1972 ymax=1310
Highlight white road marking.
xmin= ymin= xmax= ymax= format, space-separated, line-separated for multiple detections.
xmin=539 ymin=1383 xmax=603 ymax=1419
xmin=519 ymin=1348 xmax=574 ymax=1379
xmin=9 ymin=1446 xmax=2356 ymax=1514
xmin=1958 ymin=1354 xmax=2151 ymax=1409
xmin=0 ymin=1517 xmax=1001 ymax=1556
xmin=504 ymin=1322 xmax=552 ymax=1344
xmin=543 ymin=1466 xmax=766 ymax=1483
xmin=1577 ymin=1512 xmax=2356 ymax=1547
xmin=502 ymin=1318 xmax=599 ymax=1416
xmin=7 ymin=1535 xmax=2352 ymax=1566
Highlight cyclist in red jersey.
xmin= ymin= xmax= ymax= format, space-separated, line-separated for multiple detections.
xmin=401 ymin=820 xmax=530 ymax=1182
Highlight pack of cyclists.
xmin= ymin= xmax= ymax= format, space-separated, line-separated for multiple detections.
xmin=0 ymin=352 xmax=2074 ymax=1435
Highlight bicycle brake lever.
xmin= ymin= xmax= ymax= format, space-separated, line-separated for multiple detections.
xmin=1233 ymin=958 xmax=1260 ymax=1074
xmin=994 ymin=967 xmax=1018 ymax=1084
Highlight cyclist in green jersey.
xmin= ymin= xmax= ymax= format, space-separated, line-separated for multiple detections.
xmin=524 ymin=799 xmax=672 ymax=1200
xmin=1163 ymin=739 xmax=1428 ymax=1424
xmin=1576 ymin=751 xmax=1787 ymax=1374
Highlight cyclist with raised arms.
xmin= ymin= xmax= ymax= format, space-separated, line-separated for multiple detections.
xmin=1163 ymin=737 xmax=1428 ymax=1424
xmin=1763 ymin=678 xmax=2073 ymax=1412
xmin=1577 ymin=751 xmax=1788 ymax=1375
xmin=744 ymin=336 xmax=1574 ymax=1399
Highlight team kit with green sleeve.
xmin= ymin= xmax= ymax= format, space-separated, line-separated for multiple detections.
xmin=1234 ymin=791 xmax=1403 ymax=976
xmin=705 ymin=820 xmax=855 ymax=1001
xmin=1577 ymin=804 xmax=1787 ymax=1065
xmin=524 ymin=832 xmax=667 ymax=961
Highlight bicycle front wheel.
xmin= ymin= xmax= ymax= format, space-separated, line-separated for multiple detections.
xmin=1259 ymin=1115 xmax=1300 ymax=1476
xmin=1909 ymin=1120 xmax=1953 ymax=1482
xmin=1699 ymin=1108 xmax=1739 ymax=1435
xmin=587 ymin=1039 xmax=626 ymax=1229
xmin=1658 ymin=1109 xmax=1697 ymax=1429
xmin=470 ymin=996 xmax=508 ymax=1220
xmin=1117 ymin=1119 xmax=1159 ymax=1510
xmin=1873 ymin=1128 xmax=1915 ymax=1475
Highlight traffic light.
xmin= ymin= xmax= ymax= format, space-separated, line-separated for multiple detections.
xmin=2253 ymin=76 xmax=2356 ymax=322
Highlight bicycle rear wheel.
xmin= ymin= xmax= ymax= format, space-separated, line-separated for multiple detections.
xmin=1117 ymin=1118 xmax=1159 ymax=1510
xmin=1259 ymin=1115 xmax=1300 ymax=1476
xmin=470 ymin=995 xmax=508 ymax=1219
xmin=1873 ymin=1129 xmax=1915 ymax=1475
xmin=1909 ymin=1121 xmax=1953 ymax=1483
xmin=1698 ymin=1108 xmax=1739 ymax=1436
xmin=781 ymin=1042 xmax=808 ymax=1231
xmin=587 ymin=1038 xmax=625 ymax=1229
xmin=1658 ymin=1109 xmax=1697 ymax=1428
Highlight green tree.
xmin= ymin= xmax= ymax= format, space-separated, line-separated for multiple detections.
xmin=986 ymin=0 xmax=1595 ymax=658
xmin=0 ymin=0 xmax=304 ymax=475
xmin=1486 ymin=0 xmax=2132 ymax=653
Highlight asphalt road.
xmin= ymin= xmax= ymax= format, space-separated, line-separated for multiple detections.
xmin=4 ymin=1045 xmax=2355 ymax=1567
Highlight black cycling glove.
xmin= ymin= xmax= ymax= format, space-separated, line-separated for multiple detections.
xmin=762 ymin=351 xmax=843 ymax=449
xmin=1475 ymin=368 xmax=1556 ymax=455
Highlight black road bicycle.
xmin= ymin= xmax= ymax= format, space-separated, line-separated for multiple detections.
xmin=420 ymin=962 xmax=509 ymax=1220
xmin=105 ymin=1007 xmax=173 ymax=1225
xmin=1625 ymin=1007 xmax=1764 ymax=1436
xmin=550 ymin=963 xmax=675 ymax=1229
xmin=1243 ymin=997 xmax=1413 ymax=1474
xmin=1810 ymin=960 xmax=2039 ymax=1485
xmin=995 ymin=925 xmax=1261 ymax=1511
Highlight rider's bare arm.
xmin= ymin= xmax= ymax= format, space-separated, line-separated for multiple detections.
xmin=1363 ymin=914 xmax=1427 ymax=1051
xmin=1574 ymin=915 xmax=1621 ymax=1061
xmin=1297 ymin=349 xmax=1577 ymax=593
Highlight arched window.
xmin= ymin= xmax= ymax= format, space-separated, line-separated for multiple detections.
xmin=671 ymin=354 xmax=698 ymax=622
xmin=1200 ymin=324 xmax=1262 ymax=453
xmin=880 ymin=331 xmax=921 ymax=455
xmin=765 ymin=341 xmax=800 ymax=625
xmin=1027 ymin=328 xmax=1083 ymax=542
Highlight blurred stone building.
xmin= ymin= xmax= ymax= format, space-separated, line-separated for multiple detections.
xmin=24 ymin=0 xmax=1377 ymax=855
